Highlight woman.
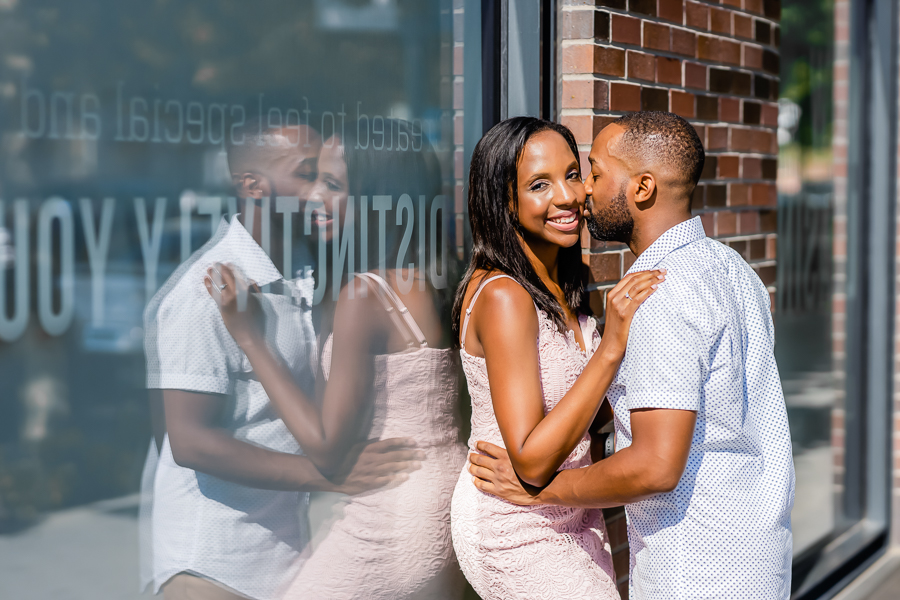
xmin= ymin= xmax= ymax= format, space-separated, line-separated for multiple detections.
xmin=205 ymin=121 xmax=466 ymax=599
xmin=450 ymin=117 xmax=663 ymax=599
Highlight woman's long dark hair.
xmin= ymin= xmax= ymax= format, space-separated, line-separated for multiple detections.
xmin=451 ymin=117 xmax=589 ymax=344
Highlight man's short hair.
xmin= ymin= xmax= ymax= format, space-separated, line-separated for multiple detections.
xmin=611 ymin=111 xmax=705 ymax=190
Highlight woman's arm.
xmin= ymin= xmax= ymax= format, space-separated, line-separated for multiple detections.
xmin=473 ymin=271 xmax=663 ymax=488
xmin=206 ymin=265 xmax=381 ymax=475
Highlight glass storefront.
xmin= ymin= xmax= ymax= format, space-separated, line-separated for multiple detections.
xmin=775 ymin=0 xmax=837 ymax=558
xmin=0 ymin=1 xmax=484 ymax=598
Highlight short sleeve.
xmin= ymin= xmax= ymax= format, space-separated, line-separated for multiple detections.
xmin=623 ymin=284 xmax=704 ymax=412
xmin=147 ymin=277 xmax=236 ymax=395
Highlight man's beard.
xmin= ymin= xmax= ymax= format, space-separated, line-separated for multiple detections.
xmin=585 ymin=185 xmax=634 ymax=244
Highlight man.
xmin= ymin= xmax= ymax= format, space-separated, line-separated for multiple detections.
xmin=142 ymin=120 xmax=414 ymax=600
xmin=468 ymin=111 xmax=795 ymax=599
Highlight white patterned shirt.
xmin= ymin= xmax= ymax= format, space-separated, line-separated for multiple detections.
xmin=141 ymin=216 xmax=317 ymax=600
xmin=609 ymin=217 xmax=795 ymax=600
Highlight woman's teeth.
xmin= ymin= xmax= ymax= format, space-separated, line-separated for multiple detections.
xmin=549 ymin=214 xmax=576 ymax=224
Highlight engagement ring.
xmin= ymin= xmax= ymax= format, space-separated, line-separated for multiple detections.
xmin=218 ymin=283 xmax=227 ymax=291
xmin=625 ymin=291 xmax=632 ymax=300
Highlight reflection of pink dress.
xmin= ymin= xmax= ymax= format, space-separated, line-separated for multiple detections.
xmin=451 ymin=275 xmax=619 ymax=600
xmin=283 ymin=274 xmax=467 ymax=600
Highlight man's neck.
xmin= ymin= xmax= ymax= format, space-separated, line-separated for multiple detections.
xmin=629 ymin=210 xmax=693 ymax=258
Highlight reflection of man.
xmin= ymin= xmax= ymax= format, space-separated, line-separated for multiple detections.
xmin=470 ymin=112 xmax=795 ymax=599
xmin=141 ymin=121 xmax=408 ymax=600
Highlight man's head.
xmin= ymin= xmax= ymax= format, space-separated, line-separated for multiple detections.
xmin=584 ymin=111 xmax=704 ymax=244
xmin=226 ymin=119 xmax=323 ymax=202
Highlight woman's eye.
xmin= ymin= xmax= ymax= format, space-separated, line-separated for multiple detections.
xmin=326 ymin=181 xmax=341 ymax=192
xmin=529 ymin=181 xmax=547 ymax=192
xmin=567 ymin=170 xmax=580 ymax=180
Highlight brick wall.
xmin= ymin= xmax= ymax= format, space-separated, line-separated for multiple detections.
xmin=558 ymin=0 xmax=781 ymax=595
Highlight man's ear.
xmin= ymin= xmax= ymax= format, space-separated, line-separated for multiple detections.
xmin=634 ymin=173 xmax=657 ymax=205
xmin=234 ymin=172 xmax=269 ymax=200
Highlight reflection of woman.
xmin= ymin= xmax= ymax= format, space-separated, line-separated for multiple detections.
xmin=206 ymin=121 xmax=466 ymax=600
xmin=449 ymin=118 xmax=663 ymax=600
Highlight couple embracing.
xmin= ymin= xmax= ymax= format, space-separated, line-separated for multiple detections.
xmin=450 ymin=112 xmax=795 ymax=600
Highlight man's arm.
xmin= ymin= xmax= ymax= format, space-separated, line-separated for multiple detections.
xmin=469 ymin=407 xmax=696 ymax=508
xmin=164 ymin=390 xmax=417 ymax=494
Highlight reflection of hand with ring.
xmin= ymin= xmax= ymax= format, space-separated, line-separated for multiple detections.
xmin=218 ymin=283 xmax=228 ymax=291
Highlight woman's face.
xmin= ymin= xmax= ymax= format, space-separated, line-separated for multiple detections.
xmin=514 ymin=130 xmax=586 ymax=251
xmin=308 ymin=136 xmax=349 ymax=244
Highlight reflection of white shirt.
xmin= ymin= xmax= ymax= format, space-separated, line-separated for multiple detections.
xmin=609 ymin=217 xmax=795 ymax=600
xmin=142 ymin=216 xmax=316 ymax=600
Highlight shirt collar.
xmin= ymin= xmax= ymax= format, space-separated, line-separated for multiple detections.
xmin=625 ymin=216 xmax=706 ymax=275
xmin=217 ymin=215 xmax=284 ymax=287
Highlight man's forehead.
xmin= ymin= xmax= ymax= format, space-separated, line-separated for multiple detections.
xmin=589 ymin=124 xmax=624 ymax=165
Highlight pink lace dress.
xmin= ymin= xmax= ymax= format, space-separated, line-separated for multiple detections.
xmin=283 ymin=273 xmax=466 ymax=600
xmin=450 ymin=275 xmax=619 ymax=600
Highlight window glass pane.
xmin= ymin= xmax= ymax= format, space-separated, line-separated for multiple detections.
xmin=0 ymin=2 xmax=477 ymax=598
xmin=775 ymin=0 xmax=841 ymax=558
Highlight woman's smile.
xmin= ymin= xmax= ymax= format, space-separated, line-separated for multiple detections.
xmin=546 ymin=209 xmax=580 ymax=232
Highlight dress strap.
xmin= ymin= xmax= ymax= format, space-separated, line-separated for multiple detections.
xmin=355 ymin=272 xmax=428 ymax=349
xmin=460 ymin=274 xmax=519 ymax=350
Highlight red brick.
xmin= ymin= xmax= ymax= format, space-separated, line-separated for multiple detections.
xmin=698 ymin=36 xmax=741 ymax=65
xmin=643 ymin=22 xmax=671 ymax=51
xmin=594 ymin=80 xmax=610 ymax=110
xmin=588 ymin=289 xmax=607 ymax=318
xmin=731 ymin=127 xmax=753 ymax=151
xmin=593 ymin=115 xmax=618 ymax=138
xmin=760 ymin=209 xmax=777 ymax=232
xmin=693 ymin=124 xmax=706 ymax=145
xmin=710 ymin=8 xmax=732 ymax=34
xmin=684 ymin=62 xmax=707 ymax=90
xmin=623 ymin=250 xmax=637 ymax=271
xmin=734 ymin=14 xmax=754 ymax=39
xmin=750 ymin=182 xmax=777 ymax=206
xmin=642 ymin=87 xmax=670 ymax=111
xmin=745 ymin=0 xmax=764 ymax=14
xmin=671 ymin=91 xmax=696 ymax=118
xmin=717 ymin=211 xmax=738 ymax=236
xmin=657 ymin=0 xmax=684 ymax=23
xmin=755 ymin=129 xmax=776 ymax=153
xmin=590 ymin=252 xmax=622 ymax=282
xmin=610 ymin=82 xmax=642 ymax=111
xmin=671 ymin=28 xmax=697 ymax=57
xmin=628 ymin=50 xmax=656 ymax=81
xmin=756 ymin=265 xmax=776 ymax=285
xmin=594 ymin=46 xmax=626 ymax=77
xmin=561 ymin=115 xmax=594 ymax=143
xmin=722 ymin=0 xmax=742 ymax=8
xmin=748 ymin=237 xmax=767 ymax=259
xmin=740 ymin=211 xmax=760 ymax=234
xmin=743 ymin=156 xmax=763 ymax=179
xmin=744 ymin=44 xmax=763 ymax=69
xmin=453 ymin=46 xmax=464 ymax=76
xmin=612 ymin=14 xmax=642 ymax=45
xmin=766 ymin=235 xmax=777 ymax=259
xmin=561 ymin=79 xmax=594 ymax=108
xmin=720 ymin=97 xmax=740 ymax=122
xmin=708 ymin=126 xmax=728 ymax=150
xmin=563 ymin=44 xmax=594 ymax=73
xmin=692 ymin=185 xmax=706 ymax=209
xmin=761 ymin=103 xmax=779 ymax=126
xmin=685 ymin=1 xmax=709 ymax=29
xmin=657 ymin=56 xmax=682 ymax=85
xmin=729 ymin=182 xmax=749 ymax=205
xmin=700 ymin=212 xmax=715 ymax=233
xmin=719 ymin=155 xmax=740 ymax=178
